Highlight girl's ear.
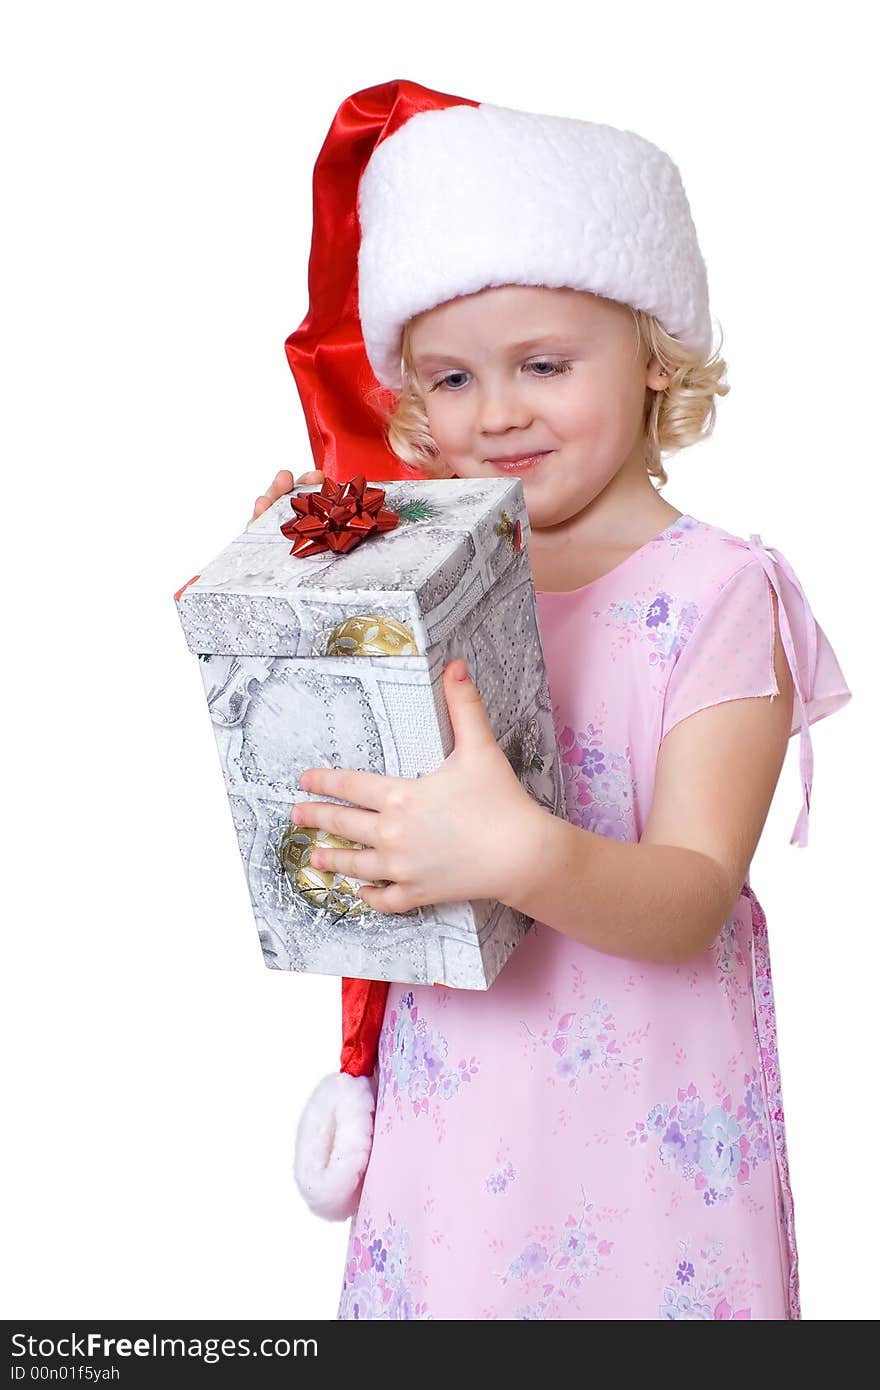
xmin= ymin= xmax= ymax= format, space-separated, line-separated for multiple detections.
xmin=646 ymin=357 xmax=670 ymax=390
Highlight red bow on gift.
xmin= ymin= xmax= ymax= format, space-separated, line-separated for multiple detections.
xmin=280 ymin=475 xmax=400 ymax=557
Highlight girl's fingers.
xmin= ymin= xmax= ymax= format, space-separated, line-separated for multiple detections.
xmin=251 ymin=470 xmax=323 ymax=522
xmin=297 ymin=765 xmax=398 ymax=812
xmin=306 ymin=845 xmax=386 ymax=881
xmin=356 ymin=882 xmax=414 ymax=916
xmin=270 ymin=469 xmax=295 ymax=495
xmin=258 ymin=470 xmax=296 ymax=512
xmin=290 ymin=798 xmax=381 ymax=846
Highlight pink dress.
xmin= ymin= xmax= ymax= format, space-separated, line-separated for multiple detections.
xmin=338 ymin=512 xmax=851 ymax=1320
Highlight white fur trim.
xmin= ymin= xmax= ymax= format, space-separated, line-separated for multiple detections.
xmin=358 ymin=102 xmax=712 ymax=389
xmin=293 ymin=1072 xmax=375 ymax=1222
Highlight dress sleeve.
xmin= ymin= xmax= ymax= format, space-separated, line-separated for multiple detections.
xmin=659 ymin=535 xmax=851 ymax=846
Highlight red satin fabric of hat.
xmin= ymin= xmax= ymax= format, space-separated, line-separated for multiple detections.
xmin=284 ymin=78 xmax=478 ymax=488
xmin=341 ymin=977 xmax=393 ymax=1077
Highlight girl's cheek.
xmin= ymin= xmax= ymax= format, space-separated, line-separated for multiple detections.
xmin=427 ymin=411 xmax=458 ymax=452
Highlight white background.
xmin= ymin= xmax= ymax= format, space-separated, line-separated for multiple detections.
xmin=2 ymin=0 xmax=876 ymax=1320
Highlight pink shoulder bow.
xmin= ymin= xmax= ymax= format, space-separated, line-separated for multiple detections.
xmin=722 ymin=536 xmax=818 ymax=847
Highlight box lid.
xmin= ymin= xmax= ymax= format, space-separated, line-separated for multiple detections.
xmin=175 ymin=477 xmax=531 ymax=658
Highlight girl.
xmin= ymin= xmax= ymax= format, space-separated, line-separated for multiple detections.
xmin=252 ymin=80 xmax=850 ymax=1320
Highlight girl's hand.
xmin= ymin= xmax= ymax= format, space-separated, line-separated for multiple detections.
xmin=251 ymin=468 xmax=324 ymax=523
xmin=290 ymin=660 xmax=546 ymax=916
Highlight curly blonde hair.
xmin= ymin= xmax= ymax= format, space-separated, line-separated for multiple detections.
xmin=366 ymin=296 xmax=729 ymax=489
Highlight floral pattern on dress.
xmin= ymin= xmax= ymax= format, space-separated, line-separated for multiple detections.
xmin=593 ymin=588 xmax=701 ymax=675
xmin=495 ymin=1189 xmax=619 ymax=1319
xmin=648 ymin=514 xmax=703 ymax=555
xmin=555 ymin=708 xmax=636 ymax=841
xmin=745 ymin=883 xmax=799 ymax=1319
xmin=375 ymin=990 xmax=479 ymax=1142
xmin=338 ymin=1211 xmax=433 ymax=1320
xmin=522 ymin=997 xmax=647 ymax=1094
xmin=627 ymin=1072 xmax=771 ymax=1206
xmin=713 ymin=912 xmax=748 ymax=1014
xmin=485 ymin=1143 xmax=517 ymax=1195
xmin=659 ymin=1238 xmax=753 ymax=1319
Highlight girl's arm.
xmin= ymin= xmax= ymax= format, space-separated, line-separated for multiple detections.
xmin=509 ymin=594 xmax=795 ymax=965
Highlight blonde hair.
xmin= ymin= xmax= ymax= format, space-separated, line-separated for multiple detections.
xmin=366 ymin=296 xmax=729 ymax=490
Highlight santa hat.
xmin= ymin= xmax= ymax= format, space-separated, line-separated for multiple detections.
xmin=285 ymin=78 xmax=712 ymax=1221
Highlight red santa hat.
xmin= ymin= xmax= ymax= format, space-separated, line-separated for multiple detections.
xmin=285 ymin=77 xmax=712 ymax=1221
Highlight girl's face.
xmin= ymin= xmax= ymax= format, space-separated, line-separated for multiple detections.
xmin=408 ymin=285 xmax=668 ymax=533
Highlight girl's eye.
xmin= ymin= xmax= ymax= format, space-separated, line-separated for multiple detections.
xmin=430 ymin=360 xmax=573 ymax=391
xmin=528 ymin=359 xmax=573 ymax=377
xmin=431 ymin=371 xmax=470 ymax=392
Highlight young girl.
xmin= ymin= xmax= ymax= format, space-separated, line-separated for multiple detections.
xmin=252 ymin=80 xmax=850 ymax=1320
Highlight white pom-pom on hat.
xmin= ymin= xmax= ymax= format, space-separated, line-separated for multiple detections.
xmin=292 ymin=976 xmax=389 ymax=1221
xmin=294 ymin=1071 xmax=376 ymax=1222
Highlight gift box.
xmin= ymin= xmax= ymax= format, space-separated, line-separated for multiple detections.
xmin=175 ymin=475 xmax=564 ymax=989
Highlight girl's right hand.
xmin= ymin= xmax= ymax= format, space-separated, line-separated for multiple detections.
xmin=251 ymin=468 xmax=325 ymax=523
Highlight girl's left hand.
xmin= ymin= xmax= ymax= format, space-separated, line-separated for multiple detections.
xmin=290 ymin=659 xmax=545 ymax=915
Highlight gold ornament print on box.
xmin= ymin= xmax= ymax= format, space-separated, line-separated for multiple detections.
xmin=323 ymin=614 xmax=420 ymax=658
xmin=278 ymin=823 xmax=390 ymax=919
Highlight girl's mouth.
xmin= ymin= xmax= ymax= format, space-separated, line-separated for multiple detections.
xmin=487 ymin=451 xmax=552 ymax=474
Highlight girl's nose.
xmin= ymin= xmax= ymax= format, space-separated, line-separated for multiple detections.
xmin=478 ymin=379 xmax=534 ymax=434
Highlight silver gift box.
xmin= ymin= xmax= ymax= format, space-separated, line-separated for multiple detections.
xmin=175 ymin=477 xmax=563 ymax=989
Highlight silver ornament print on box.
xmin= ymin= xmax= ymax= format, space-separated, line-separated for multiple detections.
xmin=175 ymin=477 xmax=563 ymax=989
